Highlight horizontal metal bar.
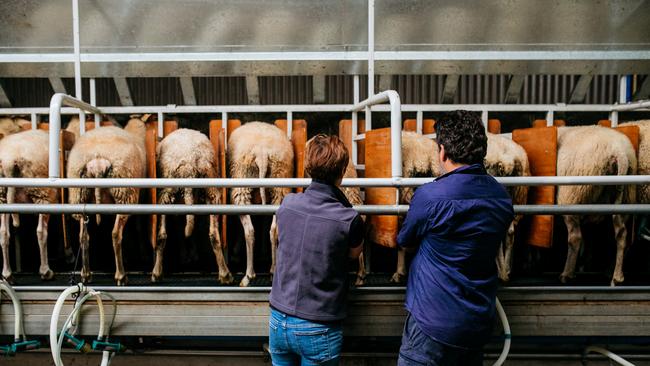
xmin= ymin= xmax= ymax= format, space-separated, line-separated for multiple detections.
xmin=2 ymin=103 xmax=650 ymax=117
xmin=0 ymin=176 xmax=649 ymax=188
xmin=612 ymin=100 xmax=650 ymax=111
xmin=1 ymin=50 xmax=649 ymax=63
xmin=0 ymin=204 xmax=648 ymax=215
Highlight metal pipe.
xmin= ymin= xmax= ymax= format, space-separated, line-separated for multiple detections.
xmin=612 ymin=100 xmax=650 ymax=111
xmin=5 ymin=102 xmax=650 ymax=117
xmin=0 ymin=204 xmax=649 ymax=215
xmin=2 ymin=175 xmax=649 ymax=189
xmin=48 ymin=94 xmax=102 ymax=178
xmin=89 ymin=78 xmax=100 ymax=127
xmin=352 ymin=90 xmax=402 ymax=177
xmin=366 ymin=0 xmax=375 ymax=129
xmin=157 ymin=111 xmax=163 ymax=139
xmin=71 ymin=0 xmax=84 ymax=133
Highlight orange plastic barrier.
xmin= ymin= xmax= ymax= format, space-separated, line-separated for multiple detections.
xmin=488 ymin=119 xmax=502 ymax=134
xmin=403 ymin=119 xmax=436 ymax=134
xmin=512 ymin=126 xmax=558 ymax=248
xmin=338 ymin=119 xmax=366 ymax=168
xmin=365 ymin=128 xmax=399 ymax=248
xmin=598 ymin=119 xmax=612 ymax=128
xmin=275 ymin=119 xmax=307 ymax=193
xmin=597 ymin=120 xmax=640 ymax=154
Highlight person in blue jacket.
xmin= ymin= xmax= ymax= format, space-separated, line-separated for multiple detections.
xmin=397 ymin=110 xmax=514 ymax=366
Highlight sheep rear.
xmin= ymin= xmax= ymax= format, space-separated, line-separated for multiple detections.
xmin=83 ymin=157 xmax=112 ymax=224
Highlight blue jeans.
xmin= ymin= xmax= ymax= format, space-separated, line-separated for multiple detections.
xmin=398 ymin=313 xmax=483 ymax=366
xmin=269 ymin=307 xmax=343 ymax=366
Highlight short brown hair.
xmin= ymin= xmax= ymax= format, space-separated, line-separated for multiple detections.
xmin=305 ymin=134 xmax=349 ymax=184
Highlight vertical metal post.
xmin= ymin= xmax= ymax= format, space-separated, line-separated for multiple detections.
xmin=157 ymin=112 xmax=163 ymax=138
xmin=546 ymin=110 xmax=554 ymax=127
xmin=416 ymin=110 xmax=423 ymax=134
xmin=286 ymin=111 xmax=293 ymax=137
xmin=481 ymin=110 xmax=488 ymax=131
xmin=72 ymin=0 xmax=85 ymax=133
xmin=221 ymin=111 xmax=228 ymax=142
xmin=352 ymin=75 xmax=360 ymax=167
xmin=31 ymin=113 xmax=37 ymax=130
xmin=90 ymin=78 xmax=100 ymax=127
xmin=366 ymin=0 xmax=375 ymax=131
xmin=613 ymin=76 xmax=629 ymax=128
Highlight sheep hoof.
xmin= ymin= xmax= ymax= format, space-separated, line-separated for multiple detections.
xmin=239 ymin=274 xmax=255 ymax=287
xmin=390 ymin=272 xmax=406 ymax=284
xmin=498 ymin=273 xmax=510 ymax=283
xmin=40 ymin=269 xmax=55 ymax=281
xmin=559 ymin=273 xmax=573 ymax=284
xmin=81 ymin=272 xmax=92 ymax=284
xmin=354 ymin=276 xmax=366 ymax=287
xmin=151 ymin=273 xmax=163 ymax=283
xmin=219 ymin=272 xmax=234 ymax=285
xmin=64 ymin=247 xmax=76 ymax=264
xmin=611 ymin=275 xmax=624 ymax=287
xmin=116 ymin=275 xmax=128 ymax=286
xmin=2 ymin=275 xmax=15 ymax=285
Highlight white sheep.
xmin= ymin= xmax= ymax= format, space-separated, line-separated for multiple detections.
xmin=228 ymin=122 xmax=294 ymax=287
xmin=484 ymin=133 xmax=531 ymax=282
xmin=0 ymin=117 xmax=29 ymax=139
xmin=154 ymin=128 xmax=233 ymax=284
xmin=66 ymin=117 xmax=147 ymax=285
xmin=556 ymin=126 xmax=636 ymax=286
xmin=0 ymin=129 xmax=58 ymax=282
xmin=619 ymin=120 xmax=650 ymax=203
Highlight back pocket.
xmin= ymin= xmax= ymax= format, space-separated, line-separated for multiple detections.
xmin=294 ymin=328 xmax=330 ymax=362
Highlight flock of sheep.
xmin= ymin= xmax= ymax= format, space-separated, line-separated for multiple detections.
xmin=0 ymin=115 xmax=647 ymax=287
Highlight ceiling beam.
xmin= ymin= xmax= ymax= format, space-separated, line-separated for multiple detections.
xmin=48 ymin=77 xmax=67 ymax=94
xmin=441 ymin=75 xmax=459 ymax=103
xmin=569 ymin=75 xmax=594 ymax=103
xmin=0 ymin=82 xmax=11 ymax=107
xmin=179 ymin=77 xmax=197 ymax=105
xmin=113 ymin=77 xmax=134 ymax=106
xmin=504 ymin=75 xmax=525 ymax=104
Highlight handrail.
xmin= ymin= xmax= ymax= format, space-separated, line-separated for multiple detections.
xmin=0 ymin=175 xmax=649 ymax=188
xmin=0 ymin=204 xmax=648 ymax=215
xmin=351 ymin=90 xmax=402 ymax=177
xmin=48 ymin=93 xmax=102 ymax=178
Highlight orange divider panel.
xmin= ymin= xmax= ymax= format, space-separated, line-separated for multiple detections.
xmin=403 ymin=119 xmax=437 ymax=134
xmin=59 ymin=130 xmax=76 ymax=253
xmin=145 ymin=125 xmax=158 ymax=250
xmin=209 ymin=119 xmax=236 ymax=248
xmin=533 ymin=119 xmax=565 ymax=128
xmin=596 ymin=120 xmax=640 ymax=154
xmin=488 ymin=119 xmax=502 ymax=134
xmin=365 ymin=128 xmax=399 ymax=248
xmin=598 ymin=120 xmax=612 ymax=128
xmin=146 ymin=120 xmax=178 ymax=139
xmin=512 ymin=126 xmax=558 ymax=248
xmin=338 ymin=119 xmax=366 ymax=167
xmin=275 ymin=119 xmax=307 ymax=193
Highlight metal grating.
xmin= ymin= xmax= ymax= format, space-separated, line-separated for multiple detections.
xmin=192 ymin=77 xmax=247 ymax=105
xmin=325 ymin=75 xmax=381 ymax=104
xmin=392 ymin=75 xmax=445 ymax=104
xmin=259 ymin=76 xmax=313 ymax=105
xmin=0 ymin=77 xmax=54 ymax=107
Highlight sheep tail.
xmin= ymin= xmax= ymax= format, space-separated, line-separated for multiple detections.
xmin=84 ymin=157 xmax=112 ymax=224
xmin=7 ymin=159 xmax=23 ymax=227
xmin=255 ymin=151 xmax=269 ymax=205
xmin=184 ymin=187 xmax=194 ymax=237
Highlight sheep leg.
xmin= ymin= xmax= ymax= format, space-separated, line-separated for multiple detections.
xmin=1 ymin=213 xmax=13 ymax=283
xmin=390 ymin=247 xmax=407 ymax=283
xmin=269 ymin=215 xmax=278 ymax=277
xmin=210 ymin=214 xmax=233 ymax=284
xmin=500 ymin=221 xmax=517 ymax=282
xmin=560 ymin=215 xmax=582 ymax=284
xmin=355 ymin=250 xmax=367 ymax=286
xmin=36 ymin=214 xmax=54 ymax=280
xmin=239 ymin=214 xmax=256 ymax=287
xmin=496 ymin=241 xmax=507 ymax=282
xmin=151 ymin=214 xmax=167 ymax=283
xmin=112 ymin=214 xmax=129 ymax=286
xmin=611 ymin=214 xmax=627 ymax=286
xmin=152 ymin=188 xmax=175 ymax=283
xmin=79 ymin=218 xmax=91 ymax=284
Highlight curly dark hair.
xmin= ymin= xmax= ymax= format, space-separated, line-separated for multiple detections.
xmin=435 ymin=110 xmax=487 ymax=165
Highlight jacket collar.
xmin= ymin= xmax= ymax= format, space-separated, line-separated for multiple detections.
xmin=436 ymin=163 xmax=487 ymax=181
xmin=307 ymin=180 xmax=353 ymax=208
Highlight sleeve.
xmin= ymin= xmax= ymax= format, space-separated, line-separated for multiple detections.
xmin=397 ymin=190 xmax=431 ymax=248
xmin=348 ymin=214 xmax=365 ymax=249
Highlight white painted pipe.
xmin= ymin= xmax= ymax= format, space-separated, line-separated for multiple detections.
xmin=584 ymin=346 xmax=635 ymax=366
xmin=51 ymin=284 xmax=86 ymax=366
xmin=0 ymin=280 xmax=25 ymax=342
xmin=493 ymin=298 xmax=511 ymax=366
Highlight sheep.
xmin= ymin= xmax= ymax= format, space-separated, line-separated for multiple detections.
xmin=619 ymin=120 xmax=650 ymax=203
xmin=0 ymin=117 xmax=29 ymax=139
xmin=227 ymin=122 xmax=294 ymax=287
xmin=66 ymin=116 xmax=147 ymax=285
xmin=556 ymin=126 xmax=636 ymax=286
xmin=0 ymin=129 xmax=58 ymax=282
xmin=154 ymin=128 xmax=233 ymax=284
xmin=484 ymin=133 xmax=531 ymax=282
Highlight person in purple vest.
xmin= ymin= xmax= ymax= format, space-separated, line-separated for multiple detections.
xmin=397 ymin=110 xmax=514 ymax=366
xmin=269 ymin=134 xmax=364 ymax=366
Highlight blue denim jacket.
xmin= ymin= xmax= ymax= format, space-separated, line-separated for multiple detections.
xmin=397 ymin=164 xmax=514 ymax=349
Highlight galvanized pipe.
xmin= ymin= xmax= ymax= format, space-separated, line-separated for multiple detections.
xmin=0 ymin=175 xmax=649 ymax=189
xmin=0 ymin=204 xmax=648 ymax=215
xmin=48 ymin=94 xmax=102 ymax=178
xmin=351 ymin=90 xmax=402 ymax=177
